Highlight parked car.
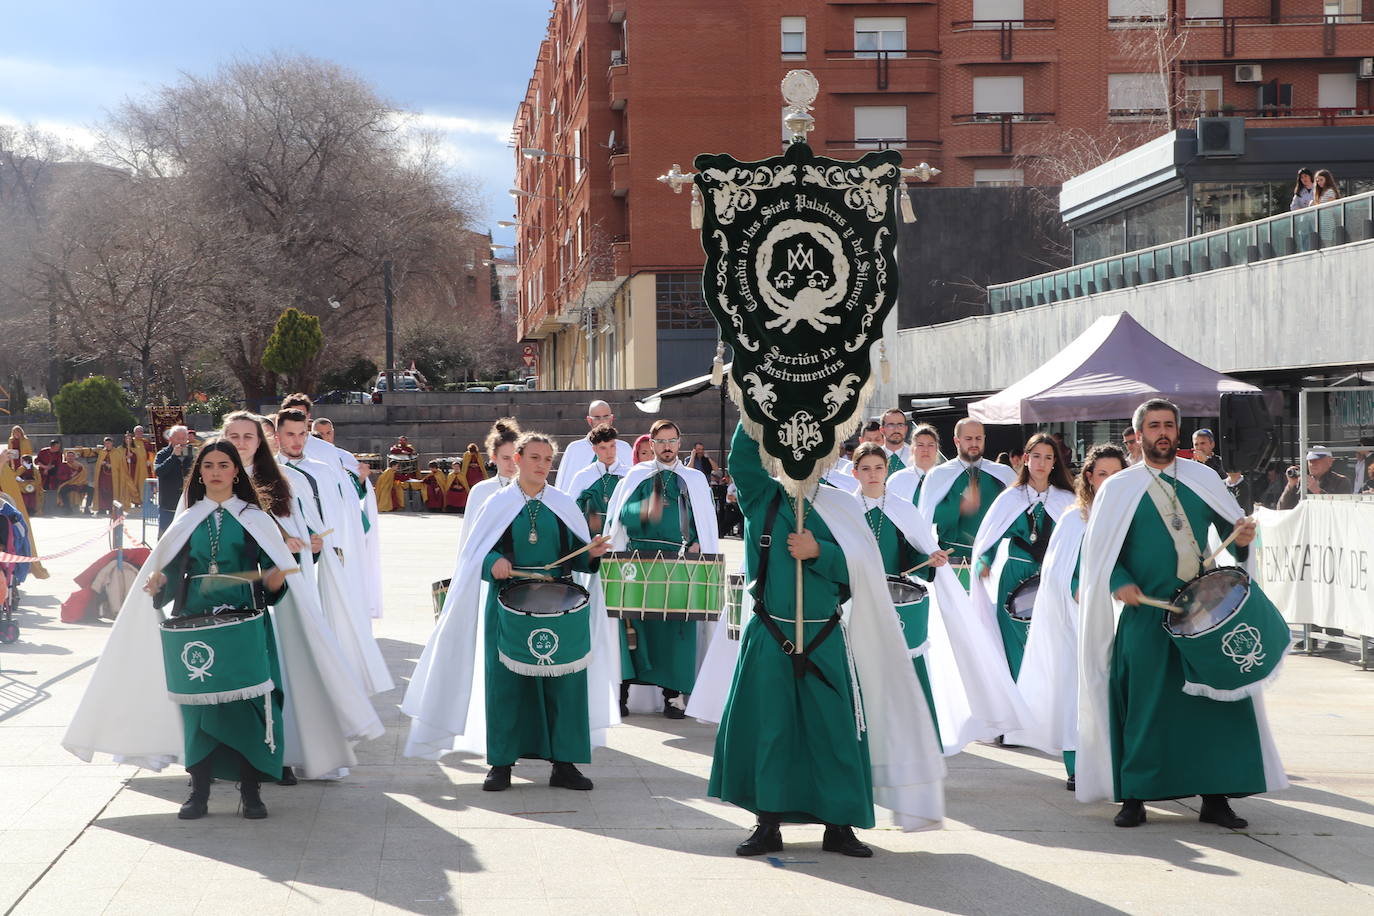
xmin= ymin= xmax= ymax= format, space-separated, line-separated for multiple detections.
xmin=369 ymin=370 xmax=430 ymax=403
xmin=314 ymin=389 xmax=369 ymax=405
xmin=492 ymin=383 xmax=517 ymax=392
xmin=466 ymin=386 xmax=491 ymax=393
xmin=522 ymin=376 xmax=538 ymax=390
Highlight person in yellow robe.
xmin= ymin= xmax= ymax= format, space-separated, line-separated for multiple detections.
xmin=118 ymin=432 xmax=148 ymax=507
xmin=95 ymin=437 xmax=132 ymax=515
xmin=0 ymin=449 xmax=48 ymax=578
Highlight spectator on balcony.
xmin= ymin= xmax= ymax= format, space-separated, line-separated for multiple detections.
xmin=1289 ymin=168 xmax=1315 ymax=210
xmin=1313 ymin=169 xmax=1341 ymax=205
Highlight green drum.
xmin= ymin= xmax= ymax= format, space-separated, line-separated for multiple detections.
xmin=159 ymin=610 xmax=274 ymax=705
xmin=601 ymin=550 xmax=725 ymax=622
xmin=1163 ymin=567 xmax=1291 ymax=700
xmin=726 ymin=573 xmax=746 ymax=641
xmin=888 ymin=575 xmax=930 ymax=656
xmin=496 ymin=578 xmax=592 ymax=677
xmin=432 ymin=578 xmax=451 ymax=622
xmin=1005 ymin=575 xmax=1040 ymax=627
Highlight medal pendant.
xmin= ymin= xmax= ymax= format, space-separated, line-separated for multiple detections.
xmin=528 ymin=530 xmax=539 ymax=545
xmin=1171 ymin=516 xmax=1184 ymax=531
xmin=208 ymin=561 xmax=219 ymax=575
xmin=1030 ymin=529 xmax=1038 ymax=544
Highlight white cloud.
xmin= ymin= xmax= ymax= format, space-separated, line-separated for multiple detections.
xmin=0 ymin=113 xmax=102 ymax=155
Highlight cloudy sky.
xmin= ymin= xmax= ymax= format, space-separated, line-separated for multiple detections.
xmin=1 ymin=0 xmax=552 ymax=243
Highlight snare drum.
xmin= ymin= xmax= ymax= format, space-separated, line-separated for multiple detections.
xmin=1005 ymin=575 xmax=1040 ymax=624
xmin=495 ymin=578 xmax=593 ymax=676
xmin=1163 ymin=567 xmax=1290 ymax=699
xmin=431 ymin=578 xmax=451 ymax=621
xmin=388 ymin=456 xmax=419 ymax=476
xmin=600 ymin=550 xmax=725 ymax=622
xmin=887 ymin=576 xmax=930 ymax=656
xmin=159 ymin=610 xmax=274 ymax=705
xmin=725 ymin=573 xmax=746 ymax=641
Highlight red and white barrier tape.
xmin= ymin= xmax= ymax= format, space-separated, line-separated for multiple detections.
xmin=0 ymin=517 xmax=130 ymax=564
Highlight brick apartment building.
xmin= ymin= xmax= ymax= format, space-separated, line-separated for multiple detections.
xmin=511 ymin=0 xmax=1374 ymax=390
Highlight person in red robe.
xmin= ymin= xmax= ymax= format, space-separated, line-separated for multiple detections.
xmin=449 ymin=444 xmax=487 ymax=512
xmin=420 ymin=460 xmax=448 ymax=511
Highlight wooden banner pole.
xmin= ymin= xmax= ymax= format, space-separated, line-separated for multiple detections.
xmin=794 ymin=492 xmax=804 ymax=652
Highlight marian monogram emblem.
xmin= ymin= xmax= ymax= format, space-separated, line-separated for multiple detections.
xmin=1220 ymin=623 xmax=1266 ymax=673
xmin=528 ymin=628 xmax=560 ymax=666
xmin=181 ymin=640 xmax=215 ymax=681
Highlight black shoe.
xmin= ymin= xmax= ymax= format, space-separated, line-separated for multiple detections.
xmin=662 ymin=690 xmax=686 ymax=720
xmin=1065 ymin=774 xmax=1076 ymax=792
xmin=179 ymin=762 xmax=212 ymax=819
xmin=276 ymin=766 xmax=298 ymax=786
xmin=238 ymin=782 xmax=268 ymax=819
xmin=549 ymin=761 xmax=593 ymax=791
xmin=619 ymin=682 xmax=631 ymax=718
xmin=735 ymin=822 xmax=783 ymax=857
xmin=483 ymin=765 xmax=512 ymax=792
xmin=822 ymin=825 xmax=873 ymax=858
xmin=1114 ymin=799 xmax=1146 ymax=828
xmin=1199 ymin=795 xmax=1248 ymax=829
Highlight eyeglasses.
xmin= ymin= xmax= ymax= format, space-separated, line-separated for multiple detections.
xmin=589 ymin=415 xmax=614 ymax=422
xmin=882 ymin=422 xmax=908 ymax=429
xmin=651 ymin=437 xmax=681 ymax=445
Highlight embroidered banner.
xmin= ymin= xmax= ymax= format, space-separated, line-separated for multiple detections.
xmin=694 ymin=141 xmax=901 ymax=490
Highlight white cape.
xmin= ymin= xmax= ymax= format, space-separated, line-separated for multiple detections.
xmin=565 ymin=460 xmax=628 ymax=504
xmin=304 ymin=436 xmax=382 ymax=619
xmin=1075 ymin=459 xmax=1288 ymax=803
xmin=878 ymin=495 xmax=1032 ymax=754
xmin=62 ymin=496 xmax=383 ymax=777
xmin=887 ymin=465 xmax=932 ymax=504
xmin=916 ymin=458 xmax=1018 ymax=526
xmin=555 ymin=438 xmax=634 ymax=491
xmin=1003 ymin=507 xmax=1086 ymax=754
xmin=460 ymin=475 xmax=513 ymax=549
xmin=401 ymin=482 xmax=621 ymax=759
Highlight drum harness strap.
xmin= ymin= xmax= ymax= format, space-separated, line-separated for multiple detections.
xmin=749 ymin=490 xmax=842 ymax=694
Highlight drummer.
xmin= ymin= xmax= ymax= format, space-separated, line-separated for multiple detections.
xmin=917 ymin=418 xmax=1017 ymax=586
xmin=1078 ymin=398 xmax=1276 ymax=830
xmin=567 ymin=424 xmax=627 ymax=536
xmin=887 ymin=423 xmax=942 ymax=503
xmin=603 ymin=419 xmax=721 ymax=719
xmin=401 ymin=432 xmax=615 ymax=793
xmin=971 ymin=434 xmax=1076 ymax=680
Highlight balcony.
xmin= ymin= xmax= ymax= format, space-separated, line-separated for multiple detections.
xmin=948 ymin=112 xmax=1055 ymax=155
xmin=819 ymin=48 xmax=940 ymax=93
xmin=945 ymin=20 xmax=1058 ymax=63
xmin=610 ymin=153 xmax=630 ymax=198
xmin=608 ymin=0 xmax=625 ymax=23
xmin=608 ymin=56 xmax=628 ymax=110
xmin=1181 ymin=13 xmax=1374 ymax=58
xmin=1194 ymin=106 xmax=1374 ymax=128
xmin=823 ymin=137 xmax=943 ymax=158
xmin=612 ymin=239 xmax=631 ymax=278
xmin=988 ymin=190 xmax=1374 ymax=313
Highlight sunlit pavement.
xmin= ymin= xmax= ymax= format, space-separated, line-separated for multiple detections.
xmin=2 ymin=510 xmax=1372 ymax=915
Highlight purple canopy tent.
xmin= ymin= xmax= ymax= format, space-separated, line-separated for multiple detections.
xmin=968 ymin=312 xmax=1258 ymax=424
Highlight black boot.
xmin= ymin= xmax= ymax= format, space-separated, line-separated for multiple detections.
xmin=1065 ymin=774 xmax=1076 ymax=792
xmin=619 ymin=682 xmax=631 ymax=718
xmin=238 ymin=759 xmax=268 ymax=819
xmin=736 ymin=817 xmax=783 ymax=856
xmin=662 ymin=688 xmax=686 ymax=720
xmin=549 ymin=761 xmax=593 ymax=790
xmin=1114 ymin=799 xmax=1146 ymax=828
xmin=822 ymin=824 xmax=874 ymax=858
xmin=276 ymin=765 xmax=298 ymax=786
xmin=178 ymin=761 xmax=212 ymax=820
xmin=483 ymin=765 xmax=512 ymax=792
xmin=1199 ymin=795 xmax=1248 ymax=829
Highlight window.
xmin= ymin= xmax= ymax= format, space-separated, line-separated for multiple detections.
xmin=1318 ymin=72 xmax=1357 ymax=111
xmin=656 ymin=273 xmax=712 ymax=330
xmin=1185 ymin=75 xmax=1223 ymax=115
xmin=1108 ymin=73 xmax=1167 ymax=116
xmin=854 ymin=106 xmax=906 ymax=148
xmin=972 ymin=0 xmax=1024 ymax=27
xmin=1324 ymin=0 xmax=1361 ymax=22
xmin=855 ymin=17 xmax=906 ymax=58
xmin=972 ymin=76 xmax=1024 ymax=115
xmin=781 ymin=16 xmax=806 ymax=57
xmin=1187 ymin=0 xmax=1223 ymax=22
xmin=974 ymin=168 xmax=1025 ymax=187
xmin=573 ymin=129 xmax=584 ymax=181
xmin=1108 ymin=0 xmax=1166 ymax=25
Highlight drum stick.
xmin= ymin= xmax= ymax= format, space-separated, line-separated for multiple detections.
xmin=541 ymin=535 xmax=611 ymax=569
xmin=1136 ymin=596 xmax=1179 ymax=612
xmin=900 ymin=557 xmax=935 ymax=576
xmin=1202 ymin=525 xmax=1245 ymax=566
xmin=192 ymin=567 xmax=302 ymax=584
xmin=510 ymin=569 xmax=555 ymax=581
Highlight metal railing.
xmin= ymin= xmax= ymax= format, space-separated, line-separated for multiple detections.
xmin=950 ymin=112 xmax=1054 ymax=154
xmin=823 ymin=137 xmax=943 ymax=150
xmin=948 ymin=19 xmax=1056 ymax=59
xmin=1195 ymin=106 xmax=1374 ymax=125
xmin=823 ymin=48 xmax=939 ymax=91
xmin=987 ymin=189 xmax=1374 ymax=313
xmin=1181 ymin=13 xmax=1369 ymax=56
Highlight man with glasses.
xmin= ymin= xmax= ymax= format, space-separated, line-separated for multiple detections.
xmin=604 ymin=419 xmax=721 ymax=718
xmin=554 ymin=399 xmax=634 ymax=491
xmin=916 ymin=418 xmax=1017 ymax=587
xmin=880 ymin=408 xmax=912 ymax=473
xmin=1122 ymin=428 xmax=1142 ymax=466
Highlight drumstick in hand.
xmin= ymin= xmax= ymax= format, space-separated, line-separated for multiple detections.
xmin=900 ymin=557 xmax=935 ymax=576
xmin=542 ymin=535 xmax=612 ymax=569
xmin=1202 ymin=525 xmax=1245 ymax=566
xmin=1135 ymin=596 xmax=1179 ymax=612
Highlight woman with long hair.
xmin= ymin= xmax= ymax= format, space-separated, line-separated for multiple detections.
xmin=972 ymin=433 xmax=1077 ymax=679
xmin=220 ymin=411 xmax=294 ymax=521
xmin=1313 ymin=168 xmax=1341 ymax=204
xmin=402 ymin=431 xmax=614 ymax=793
xmin=1007 ymin=444 xmax=1127 ymax=788
xmin=1289 ymin=168 xmax=1315 ymax=210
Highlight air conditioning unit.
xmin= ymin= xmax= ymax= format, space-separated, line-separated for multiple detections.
xmin=1235 ymin=64 xmax=1263 ymax=83
xmin=610 ymin=50 xmax=626 ymax=66
xmin=1196 ymin=117 xmax=1246 ymax=157
xmin=1359 ymin=58 xmax=1374 ymax=79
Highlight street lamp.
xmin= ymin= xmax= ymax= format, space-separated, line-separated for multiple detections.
xmin=509 ymin=187 xmax=561 ymax=201
xmin=521 ymin=147 xmax=589 ymax=163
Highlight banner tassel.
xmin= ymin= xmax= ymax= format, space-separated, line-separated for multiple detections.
xmin=880 ymin=341 xmax=892 ymax=384
xmin=900 ymin=182 xmax=916 ymax=224
xmin=710 ymin=340 xmax=726 ymax=387
xmin=690 ymin=185 xmax=704 ymax=230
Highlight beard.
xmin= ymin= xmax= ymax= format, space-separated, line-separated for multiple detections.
xmin=1146 ymin=436 xmax=1178 ymax=463
xmin=957 ymin=447 xmax=982 ymax=463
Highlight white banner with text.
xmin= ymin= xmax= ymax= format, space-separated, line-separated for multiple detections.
xmin=1255 ymin=497 xmax=1374 ymax=635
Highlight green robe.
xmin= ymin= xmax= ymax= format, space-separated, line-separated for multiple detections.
xmin=931 ymin=467 xmax=1007 ymax=566
xmin=156 ymin=508 xmax=286 ymax=781
xmin=865 ymin=504 xmax=939 ymax=744
xmin=482 ymin=502 xmax=599 ymax=766
xmin=976 ymin=503 xmax=1052 ymax=679
xmin=575 ymin=468 xmax=621 ymax=535
xmin=708 ymin=423 xmax=873 ymax=827
xmin=616 ymin=468 xmax=701 ymax=693
xmin=1106 ymin=473 xmax=1265 ymax=801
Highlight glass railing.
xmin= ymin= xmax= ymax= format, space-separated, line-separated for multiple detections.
xmin=988 ymin=190 xmax=1374 ymax=313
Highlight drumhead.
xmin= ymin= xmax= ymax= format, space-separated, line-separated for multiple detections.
xmin=161 ymin=610 xmax=261 ymax=630
xmin=886 ymin=575 xmax=928 ymax=606
xmin=499 ymin=580 xmax=590 ymax=616
xmin=1006 ymin=575 xmax=1040 ymax=622
xmin=1167 ymin=567 xmax=1250 ymax=636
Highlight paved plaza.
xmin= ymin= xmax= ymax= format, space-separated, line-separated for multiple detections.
xmin=2 ymin=511 xmax=1373 ymax=915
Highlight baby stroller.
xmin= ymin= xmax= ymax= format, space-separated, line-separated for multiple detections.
xmin=0 ymin=496 xmax=32 ymax=644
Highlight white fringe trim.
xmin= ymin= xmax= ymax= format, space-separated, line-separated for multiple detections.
xmin=906 ymin=639 xmax=931 ymax=659
xmin=497 ymin=652 xmax=591 ymax=678
xmin=168 ymin=679 xmax=275 ymax=706
xmin=1181 ymin=653 xmax=1287 ymax=703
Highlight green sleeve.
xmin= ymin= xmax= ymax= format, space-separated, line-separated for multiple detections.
xmin=564 ymin=521 xmax=602 ymax=574
xmin=896 ymin=533 xmax=933 ymax=581
xmin=931 ymin=489 xmax=959 ymax=543
xmin=727 ymin=422 xmax=776 ymax=518
xmin=810 ymin=535 xmax=849 ymax=584
xmin=481 ymin=548 xmax=503 ymax=583
xmin=1109 ymin=560 xmax=1135 ymax=594
xmin=257 ymin=544 xmax=288 ymax=604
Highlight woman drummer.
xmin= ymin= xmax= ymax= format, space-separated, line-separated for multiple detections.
xmin=973 ymin=433 xmax=1076 ymax=679
xmin=143 ymin=442 xmax=289 ymax=819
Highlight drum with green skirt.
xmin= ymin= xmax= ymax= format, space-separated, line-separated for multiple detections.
xmin=159 ymin=610 xmax=274 ymax=704
xmin=1163 ymin=567 xmax=1290 ymax=699
xmin=495 ymin=577 xmax=593 ymax=676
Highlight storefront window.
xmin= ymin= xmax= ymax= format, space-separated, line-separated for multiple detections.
xmin=1191 ymin=181 xmax=1288 ymax=235
xmin=1124 ymin=190 xmax=1186 ymax=251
